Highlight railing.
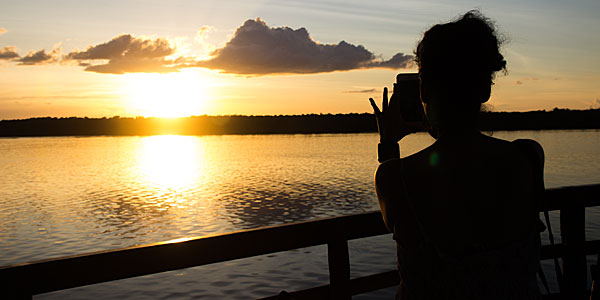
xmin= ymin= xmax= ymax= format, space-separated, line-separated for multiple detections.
xmin=1 ymin=184 xmax=599 ymax=300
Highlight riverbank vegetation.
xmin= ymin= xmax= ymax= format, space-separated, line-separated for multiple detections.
xmin=1 ymin=108 xmax=599 ymax=137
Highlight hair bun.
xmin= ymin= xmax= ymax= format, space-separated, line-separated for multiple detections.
xmin=416 ymin=10 xmax=507 ymax=80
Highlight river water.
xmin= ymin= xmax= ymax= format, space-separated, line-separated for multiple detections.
xmin=1 ymin=130 xmax=599 ymax=299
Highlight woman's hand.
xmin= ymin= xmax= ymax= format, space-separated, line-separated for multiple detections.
xmin=369 ymin=84 xmax=423 ymax=143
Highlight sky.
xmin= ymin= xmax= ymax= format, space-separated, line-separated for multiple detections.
xmin=0 ymin=0 xmax=599 ymax=119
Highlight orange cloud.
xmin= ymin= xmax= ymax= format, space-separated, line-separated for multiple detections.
xmin=66 ymin=34 xmax=179 ymax=74
xmin=195 ymin=26 xmax=213 ymax=42
xmin=0 ymin=46 xmax=19 ymax=60
xmin=17 ymin=48 xmax=60 ymax=65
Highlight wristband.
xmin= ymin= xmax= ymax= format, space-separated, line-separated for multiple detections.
xmin=378 ymin=142 xmax=399 ymax=163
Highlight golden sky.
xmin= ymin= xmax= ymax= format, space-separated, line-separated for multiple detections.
xmin=1 ymin=0 xmax=599 ymax=119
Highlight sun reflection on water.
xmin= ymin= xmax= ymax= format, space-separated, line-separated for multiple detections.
xmin=137 ymin=135 xmax=204 ymax=191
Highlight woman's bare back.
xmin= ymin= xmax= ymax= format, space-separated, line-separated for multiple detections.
xmin=378 ymin=133 xmax=540 ymax=255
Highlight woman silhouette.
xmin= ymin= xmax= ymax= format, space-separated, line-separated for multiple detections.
xmin=370 ymin=11 xmax=543 ymax=299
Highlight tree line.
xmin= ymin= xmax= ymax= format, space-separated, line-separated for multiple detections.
xmin=1 ymin=108 xmax=599 ymax=137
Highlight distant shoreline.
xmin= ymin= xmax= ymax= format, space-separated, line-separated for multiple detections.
xmin=1 ymin=108 xmax=599 ymax=137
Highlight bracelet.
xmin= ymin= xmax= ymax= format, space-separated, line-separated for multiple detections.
xmin=378 ymin=142 xmax=399 ymax=163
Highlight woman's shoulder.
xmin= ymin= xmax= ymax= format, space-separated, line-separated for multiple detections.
xmin=511 ymin=139 xmax=544 ymax=166
xmin=375 ymin=146 xmax=430 ymax=179
xmin=478 ymin=135 xmax=544 ymax=165
xmin=375 ymin=158 xmax=403 ymax=186
xmin=483 ymin=135 xmax=543 ymax=152
xmin=374 ymin=155 xmax=426 ymax=195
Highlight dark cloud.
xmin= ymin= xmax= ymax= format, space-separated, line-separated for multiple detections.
xmin=17 ymin=49 xmax=59 ymax=65
xmin=367 ymin=52 xmax=414 ymax=69
xmin=68 ymin=34 xmax=173 ymax=60
xmin=0 ymin=46 xmax=19 ymax=59
xmin=7 ymin=19 xmax=413 ymax=75
xmin=196 ymin=18 xmax=414 ymax=75
xmin=343 ymin=88 xmax=377 ymax=94
xmin=66 ymin=34 xmax=178 ymax=74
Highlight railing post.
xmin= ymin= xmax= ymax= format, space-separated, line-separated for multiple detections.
xmin=560 ymin=193 xmax=587 ymax=299
xmin=591 ymin=254 xmax=600 ymax=300
xmin=328 ymin=238 xmax=350 ymax=300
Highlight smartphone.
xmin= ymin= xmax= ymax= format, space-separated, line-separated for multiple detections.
xmin=396 ymin=73 xmax=424 ymax=122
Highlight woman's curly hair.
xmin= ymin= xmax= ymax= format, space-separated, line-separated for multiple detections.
xmin=415 ymin=10 xmax=507 ymax=103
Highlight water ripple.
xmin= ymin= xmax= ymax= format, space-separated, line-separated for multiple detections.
xmin=0 ymin=131 xmax=598 ymax=298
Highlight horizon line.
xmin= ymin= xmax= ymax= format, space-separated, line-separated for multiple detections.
xmin=2 ymin=107 xmax=599 ymax=122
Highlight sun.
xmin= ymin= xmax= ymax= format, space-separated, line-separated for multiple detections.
xmin=123 ymin=70 xmax=215 ymax=118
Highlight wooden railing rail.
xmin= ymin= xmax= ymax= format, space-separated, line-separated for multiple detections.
xmin=1 ymin=184 xmax=599 ymax=299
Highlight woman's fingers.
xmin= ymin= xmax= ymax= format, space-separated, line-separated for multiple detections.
xmin=382 ymin=87 xmax=389 ymax=112
xmin=370 ymin=83 xmax=422 ymax=141
xmin=369 ymin=98 xmax=381 ymax=114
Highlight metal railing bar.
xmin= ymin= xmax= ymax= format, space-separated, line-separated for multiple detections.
xmin=0 ymin=184 xmax=598 ymax=297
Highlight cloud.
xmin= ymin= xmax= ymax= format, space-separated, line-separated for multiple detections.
xmin=0 ymin=29 xmax=20 ymax=61
xmin=515 ymin=77 xmax=540 ymax=85
xmin=196 ymin=18 xmax=413 ymax=75
xmin=65 ymin=34 xmax=179 ymax=74
xmin=7 ymin=18 xmax=413 ymax=75
xmin=193 ymin=25 xmax=217 ymax=58
xmin=342 ymin=88 xmax=377 ymax=94
xmin=0 ymin=46 xmax=19 ymax=59
xmin=17 ymin=48 xmax=60 ymax=65
xmin=366 ymin=53 xmax=414 ymax=69
xmin=195 ymin=25 xmax=213 ymax=43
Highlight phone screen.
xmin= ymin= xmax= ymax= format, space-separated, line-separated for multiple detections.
xmin=396 ymin=73 xmax=424 ymax=122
